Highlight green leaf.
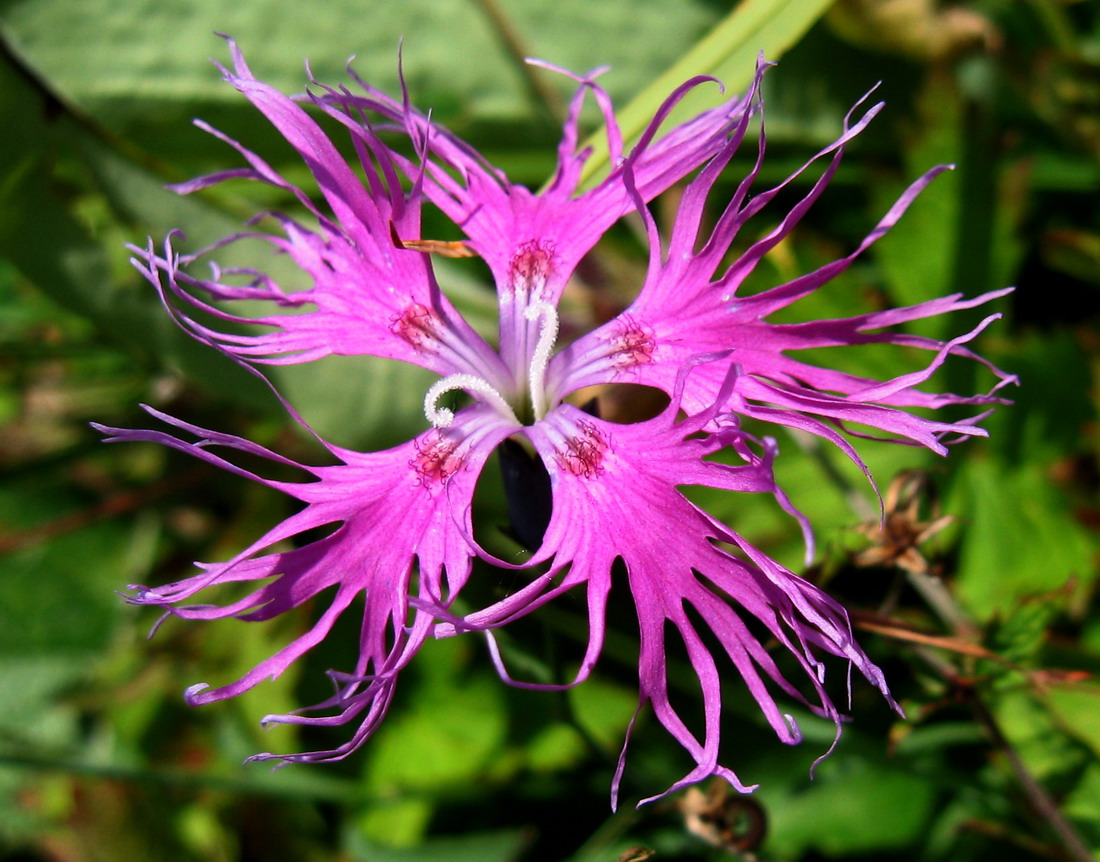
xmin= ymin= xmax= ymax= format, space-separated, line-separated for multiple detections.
xmin=950 ymin=455 xmax=1094 ymax=617
xmin=0 ymin=49 xmax=273 ymax=411
xmin=762 ymin=755 xmax=938 ymax=857
xmin=525 ymin=723 xmax=587 ymax=772
xmin=365 ymin=639 xmax=507 ymax=794
xmin=987 ymin=595 xmax=1063 ymax=667
xmin=1046 ymin=686 xmax=1100 ymax=761
xmin=578 ymin=0 xmax=838 ymax=185
xmin=2 ymin=0 xmax=723 ymax=153
xmin=1063 ymin=763 xmax=1100 ymax=825
xmin=0 ymin=483 xmax=156 ymax=658
xmin=274 ymin=356 xmax=439 ymax=451
xmin=995 ymin=689 xmax=1083 ymax=780
xmin=568 ymin=675 xmax=637 ymax=752
xmin=0 ymin=657 xmax=83 ymax=748
xmin=347 ymin=826 xmax=528 ymax=862
xmin=0 ymin=477 xmax=158 ymax=752
xmin=356 ymin=799 xmax=434 ymax=850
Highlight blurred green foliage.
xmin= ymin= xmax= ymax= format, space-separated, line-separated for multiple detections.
xmin=1 ymin=0 xmax=1099 ymax=859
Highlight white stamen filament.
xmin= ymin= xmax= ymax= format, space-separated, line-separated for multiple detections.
xmin=524 ymin=300 xmax=559 ymax=421
xmin=424 ymin=373 xmax=519 ymax=428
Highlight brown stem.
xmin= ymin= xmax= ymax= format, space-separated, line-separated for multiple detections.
xmin=966 ymin=690 xmax=1095 ymax=862
xmin=910 ymin=643 xmax=1095 ymax=862
xmin=905 ymin=568 xmax=981 ymax=640
xmin=851 ymin=609 xmax=1007 ymax=663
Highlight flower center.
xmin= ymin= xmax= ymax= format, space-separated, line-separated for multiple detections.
xmin=423 ymin=301 xmax=562 ymax=429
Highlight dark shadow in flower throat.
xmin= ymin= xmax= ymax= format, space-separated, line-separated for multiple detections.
xmin=498 ymin=438 xmax=554 ymax=551
xmin=570 ymin=383 xmax=670 ymax=425
xmin=483 ymin=384 xmax=671 ymax=554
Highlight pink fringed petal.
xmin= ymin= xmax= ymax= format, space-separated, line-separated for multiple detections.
xmin=100 ymin=403 xmax=516 ymax=762
xmin=130 ymin=38 xmax=508 ymax=385
xmin=549 ymin=91 xmax=1016 ymax=463
xmin=492 ymin=403 xmax=896 ymax=807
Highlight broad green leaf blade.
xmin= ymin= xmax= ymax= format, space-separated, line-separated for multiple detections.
xmin=579 ymin=0 xmax=837 ymax=185
xmin=0 ymin=49 xmax=273 ymax=411
xmin=950 ymin=455 xmax=1095 ymax=616
xmin=763 ymin=755 xmax=938 ymax=857
xmin=1 ymin=0 xmax=723 ymax=154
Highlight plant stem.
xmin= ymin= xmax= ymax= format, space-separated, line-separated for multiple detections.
xmin=966 ymin=690 xmax=1095 ymax=862
xmin=472 ymin=0 xmax=567 ymax=126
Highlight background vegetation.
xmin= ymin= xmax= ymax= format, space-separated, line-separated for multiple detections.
xmin=1 ymin=0 xmax=1098 ymax=859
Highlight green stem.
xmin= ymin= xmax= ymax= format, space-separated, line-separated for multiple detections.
xmin=471 ymin=0 xmax=567 ymax=127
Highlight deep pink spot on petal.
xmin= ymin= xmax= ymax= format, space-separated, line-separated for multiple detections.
xmin=410 ymin=432 xmax=463 ymax=486
xmin=390 ymin=302 xmax=438 ymax=350
xmin=611 ymin=315 xmax=657 ymax=370
xmin=555 ymin=420 xmax=606 ymax=478
xmin=507 ymin=240 xmax=556 ymax=296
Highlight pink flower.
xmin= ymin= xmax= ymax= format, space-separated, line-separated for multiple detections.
xmin=97 ymin=38 xmax=1014 ymax=806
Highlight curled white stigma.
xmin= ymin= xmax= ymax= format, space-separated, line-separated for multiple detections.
xmin=424 ymin=373 xmax=518 ymax=428
xmin=524 ymin=300 xmax=559 ymax=421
